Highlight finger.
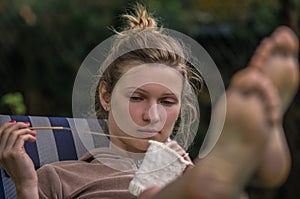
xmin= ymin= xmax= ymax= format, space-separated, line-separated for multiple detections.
xmin=182 ymin=153 xmax=194 ymax=168
xmin=0 ymin=131 xmax=36 ymax=166
xmin=1 ymin=122 xmax=31 ymax=138
xmin=165 ymin=141 xmax=192 ymax=160
xmin=163 ymin=141 xmax=194 ymax=168
xmin=4 ymin=128 xmax=36 ymax=150
xmin=184 ymin=162 xmax=195 ymax=173
xmin=165 ymin=141 xmax=185 ymax=155
xmin=0 ymin=122 xmax=33 ymax=150
xmin=0 ymin=123 xmax=19 ymax=151
xmin=0 ymin=120 xmax=17 ymax=139
xmin=13 ymin=134 xmax=37 ymax=149
xmin=0 ymin=133 xmax=36 ymax=180
xmin=164 ymin=140 xmax=178 ymax=148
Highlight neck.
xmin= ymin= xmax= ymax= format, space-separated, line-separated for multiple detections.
xmin=109 ymin=140 xmax=146 ymax=160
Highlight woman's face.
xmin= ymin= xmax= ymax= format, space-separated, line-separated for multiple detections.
xmin=106 ymin=64 xmax=183 ymax=153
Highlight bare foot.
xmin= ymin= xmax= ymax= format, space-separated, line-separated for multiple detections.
xmin=249 ymin=26 xmax=299 ymax=111
xmin=140 ymin=27 xmax=299 ymax=199
xmin=246 ymin=26 xmax=299 ymax=187
xmin=189 ymin=27 xmax=298 ymax=198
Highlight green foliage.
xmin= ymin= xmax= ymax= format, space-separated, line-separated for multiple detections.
xmin=1 ymin=92 xmax=26 ymax=115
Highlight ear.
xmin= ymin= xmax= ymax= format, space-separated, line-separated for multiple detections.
xmin=98 ymin=81 xmax=111 ymax=111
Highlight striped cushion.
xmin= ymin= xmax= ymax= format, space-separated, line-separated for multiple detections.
xmin=0 ymin=114 xmax=109 ymax=199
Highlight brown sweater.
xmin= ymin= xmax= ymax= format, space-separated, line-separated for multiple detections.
xmin=37 ymin=148 xmax=139 ymax=199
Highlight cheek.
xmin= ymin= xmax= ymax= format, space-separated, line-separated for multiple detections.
xmin=129 ymin=103 xmax=144 ymax=122
xmin=115 ymin=100 xmax=129 ymax=118
xmin=165 ymin=108 xmax=180 ymax=127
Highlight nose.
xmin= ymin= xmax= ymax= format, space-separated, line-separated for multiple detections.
xmin=143 ymin=103 xmax=162 ymax=124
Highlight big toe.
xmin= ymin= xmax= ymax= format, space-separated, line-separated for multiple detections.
xmin=272 ymin=26 xmax=299 ymax=55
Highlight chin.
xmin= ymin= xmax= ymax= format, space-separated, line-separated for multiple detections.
xmin=134 ymin=141 xmax=151 ymax=153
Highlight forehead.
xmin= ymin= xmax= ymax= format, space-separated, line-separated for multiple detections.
xmin=116 ymin=64 xmax=183 ymax=97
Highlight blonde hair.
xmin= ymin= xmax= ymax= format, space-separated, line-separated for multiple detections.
xmin=94 ymin=4 xmax=202 ymax=149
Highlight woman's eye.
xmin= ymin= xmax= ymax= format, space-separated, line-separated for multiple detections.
xmin=160 ymin=99 xmax=176 ymax=106
xmin=129 ymin=96 xmax=143 ymax=102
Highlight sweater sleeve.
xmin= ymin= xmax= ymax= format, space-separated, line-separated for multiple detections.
xmin=37 ymin=164 xmax=63 ymax=199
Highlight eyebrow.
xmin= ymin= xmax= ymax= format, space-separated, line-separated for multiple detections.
xmin=125 ymin=87 xmax=178 ymax=97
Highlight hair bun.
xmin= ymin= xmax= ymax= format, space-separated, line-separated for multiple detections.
xmin=122 ymin=4 xmax=157 ymax=30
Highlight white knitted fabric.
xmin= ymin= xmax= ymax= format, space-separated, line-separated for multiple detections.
xmin=128 ymin=140 xmax=191 ymax=196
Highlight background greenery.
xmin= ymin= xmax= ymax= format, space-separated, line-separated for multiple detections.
xmin=0 ymin=0 xmax=299 ymax=198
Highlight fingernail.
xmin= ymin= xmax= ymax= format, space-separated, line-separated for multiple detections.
xmin=24 ymin=122 xmax=30 ymax=125
xmin=9 ymin=120 xmax=16 ymax=123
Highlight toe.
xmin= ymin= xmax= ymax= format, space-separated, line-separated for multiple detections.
xmin=273 ymin=26 xmax=299 ymax=55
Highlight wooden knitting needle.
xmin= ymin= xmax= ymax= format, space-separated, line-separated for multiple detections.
xmin=29 ymin=126 xmax=71 ymax=130
xmin=27 ymin=126 xmax=149 ymax=142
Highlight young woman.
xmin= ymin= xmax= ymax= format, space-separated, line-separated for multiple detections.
xmin=0 ymin=4 xmax=299 ymax=199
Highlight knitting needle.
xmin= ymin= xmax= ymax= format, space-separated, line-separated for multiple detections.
xmin=28 ymin=126 xmax=149 ymax=142
xmin=29 ymin=126 xmax=70 ymax=130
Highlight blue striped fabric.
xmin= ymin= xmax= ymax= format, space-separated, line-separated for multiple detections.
xmin=0 ymin=169 xmax=5 ymax=199
xmin=49 ymin=117 xmax=77 ymax=161
xmin=0 ymin=114 xmax=108 ymax=199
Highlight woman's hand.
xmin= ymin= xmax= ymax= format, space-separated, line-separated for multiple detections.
xmin=0 ymin=120 xmax=38 ymax=198
xmin=137 ymin=140 xmax=194 ymax=199
xmin=165 ymin=140 xmax=194 ymax=171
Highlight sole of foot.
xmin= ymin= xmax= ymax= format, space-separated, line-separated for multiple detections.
xmin=249 ymin=26 xmax=299 ymax=111
xmin=189 ymin=27 xmax=299 ymax=199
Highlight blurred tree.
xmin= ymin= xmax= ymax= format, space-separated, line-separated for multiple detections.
xmin=0 ymin=0 xmax=286 ymax=116
xmin=0 ymin=0 xmax=130 ymax=116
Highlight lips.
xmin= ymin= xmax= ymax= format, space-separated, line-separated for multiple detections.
xmin=137 ymin=129 xmax=159 ymax=137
